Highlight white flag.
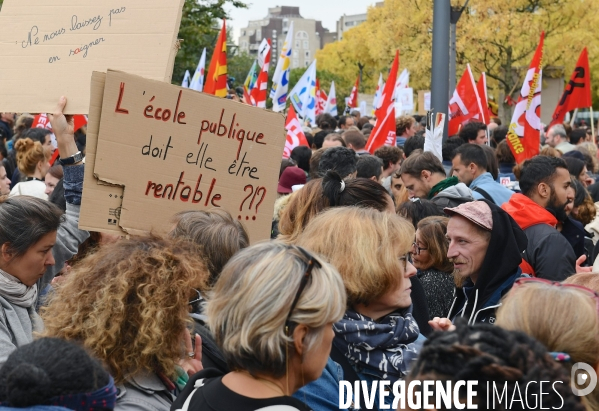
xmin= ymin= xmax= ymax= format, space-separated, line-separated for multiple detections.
xmin=181 ymin=70 xmax=191 ymax=88
xmin=325 ymin=81 xmax=338 ymax=116
xmin=289 ymin=60 xmax=317 ymax=126
xmin=424 ymin=113 xmax=445 ymax=162
xmin=189 ymin=48 xmax=206 ymax=92
xmin=393 ymin=69 xmax=409 ymax=102
xmin=270 ymin=22 xmax=294 ymax=112
xmin=372 ymin=73 xmax=384 ymax=114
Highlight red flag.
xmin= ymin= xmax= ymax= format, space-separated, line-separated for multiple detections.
xmin=365 ymin=51 xmax=399 ymax=154
xmin=476 ymin=73 xmax=490 ymax=125
xmin=549 ymin=48 xmax=592 ymax=129
xmin=204 ymin=20 xmax=228 ymax=97
xmin=316 ymin=80 xmax=327 ymax=116
xmin=283 ymin=105 xmax=310 ymax=158
xmin=33 ymin=114 xmax=87 ymax=165
xmin=448 ymin=64 xmax=484 ymax=135
xmin=506 ymin=32 xmax=545 ymax=163
xmin=250 ymin=39 xmax=271 ymax=108
xmin=346 ymin=76 xmax=360 ymax=110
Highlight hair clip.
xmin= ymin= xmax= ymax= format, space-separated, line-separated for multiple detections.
xmin=549 ymin=352 xmax=571 ymax=362
xmin=340 ymin=180 xmax=345 ymax=193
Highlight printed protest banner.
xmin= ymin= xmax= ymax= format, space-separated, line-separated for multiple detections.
xmin=88 ymin=70 xmax=286 ymax=242
xmin=0 ymin=0 xmax=184 ymax=113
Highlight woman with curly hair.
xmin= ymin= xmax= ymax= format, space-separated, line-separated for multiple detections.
xmin=402 ymin=321 xmax=586 ymax=410
xmin=41 ymin=235 xmax=210 ymax=411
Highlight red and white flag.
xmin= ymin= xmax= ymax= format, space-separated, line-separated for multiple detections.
xmin=549 ymin=47 xmax=592 ymax=129
xmin=315 ymin=79 xmax=327 ymax=115
xmin=448 ymin=64 xmax=484 ymax=136
xmin=283 ymin=105 xmax=310 ymax=158
xmin=33 ymin=113 xmax=87 ymax=165
xmin=476 ymin=73 xmax=490 ymax=125
xmin=506 ymin=32 xmax=544 ymax=163
xmin=365 ymin=51 xmax=399 ymax=154
xmin=250 ymin=39 xmax=271 ymax=108
xmin=345 ymin=76 xmax=360 ymax=114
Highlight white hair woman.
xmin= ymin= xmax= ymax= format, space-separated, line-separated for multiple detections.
xmin=171 ymin=241 xmax=346 ymax=411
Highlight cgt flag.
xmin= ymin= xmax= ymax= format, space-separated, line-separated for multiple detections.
xmin=345 ymin=76 xmax=360 ymax=114
xmin=250 ymin=39 xmax=271 ymax=108
xmin=448 ymin=64 xmax=484 ymax=135
xmin=204 ymin=20 xmax=228 ymax=97
xmin=283 ymin=105 xmax=310 ymax=158
xmin=366 ymin=50 xmax=399 ymax=154
xmin=315 ymin=79 xmax=327 ymax=115
xmin=549 ymin=48 xmax=592 ymax=129
xmin=506 ymin=32 xmax=544 ymax=163
xmin=476 ymin=73 xmax=491 ymax=125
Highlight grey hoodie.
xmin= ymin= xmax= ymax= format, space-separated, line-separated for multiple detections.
xmin=431 ymin=182 xmax=475 ymax=213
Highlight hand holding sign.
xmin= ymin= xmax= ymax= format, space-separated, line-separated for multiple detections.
xmin=48 ymin=96 xmax=79 ymax=159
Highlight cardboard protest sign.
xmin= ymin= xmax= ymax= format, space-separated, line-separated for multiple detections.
xmin=0 ymin=0 xmax=184 ymax=113
xmin=90 ymin=70 xmax=286 ymax=242
xmin=79 ymin=71 xmax=128 ymax=236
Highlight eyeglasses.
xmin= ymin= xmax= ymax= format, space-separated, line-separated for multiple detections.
xmin=189 ymin=288 xmax=202 ymax=313
xmin=285 ymin=246 xmax=322 ymax=329
xmin=411 ymin=242 xmax=428 ymax=255
xmin=399 ymin=253 xmax=409 ymax=272
xmin=513 ymin=277 xmax=599 ymax=314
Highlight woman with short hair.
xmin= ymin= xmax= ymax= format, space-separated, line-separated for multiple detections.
xmin=172 ymin=241 xmax=346 ymax=411
xmin=411 ymin=216 xmax=455 ymax=319
xmin=296 ymin=207 xmax=422 ymax=410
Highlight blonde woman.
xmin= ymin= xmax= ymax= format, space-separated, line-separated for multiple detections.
xmin=41 ymin=235 xmax=210 ymax=411
xmin=496 ymin=278 xmax=599 ymax=411
xmin=9 ymin=137 xmax=51 ymax=199
xmin=296 ymin=207 xmax=422 ymax=410
xmin=171 ymin=242 xmax=346 ymax=411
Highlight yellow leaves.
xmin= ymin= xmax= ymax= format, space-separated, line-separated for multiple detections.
xmin=316 ymin=0 xmax=599 ymax=104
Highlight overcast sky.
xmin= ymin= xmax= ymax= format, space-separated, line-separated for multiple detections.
xmin=226 ymin=0 xmax=376 ymax=43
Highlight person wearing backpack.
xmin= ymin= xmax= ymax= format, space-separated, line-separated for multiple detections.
xmin=451 ymin=144 xmax=514 ymax=206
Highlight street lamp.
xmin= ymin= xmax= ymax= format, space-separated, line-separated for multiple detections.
xmin=449 ymin=0 xmax=470 ymax=96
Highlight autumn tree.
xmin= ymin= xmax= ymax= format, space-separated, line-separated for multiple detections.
xmin=317 ymin=0 xmax=599 ymax=122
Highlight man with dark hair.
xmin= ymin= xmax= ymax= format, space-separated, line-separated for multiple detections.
xmin=442 ymin=136 xmax=465 ymax=176
xmin=337 ymin=116 xmax=354 ymax=130
xmin=569 ymin=129 xmax=587 ymax=146
xmin=312 ymin=129 xmax=334 ymax=149
xmin=342 ymin=130 xmax=368 ymax=155
xmin=545 ymin=124 xmax=575 ymax=154
xmin=290 ymin=146 xmax=311 ymax=174
xmin=315 ymin=113 xmax=336 ymax=130
xmin=502 ymin=156 xmax=587 ymax=280
xmin=374 ymin=145 xmax=403 ymax=194
xmin=490 ymin=125 xmax=508 ymax=147
xmin=403 ymin=134 xmax=425 ymax=158
xmin=356 ymin=155 xmax=383 ymax=182
xmin=318 ymin=147 xmax=358 ymax=180
xmin=399 ymin=151 xmax=474 ymax=212
xmin=452 ymin=144 xmax=513 ymax=206
xmin=459 ymin=121 xmax=487 ymax=145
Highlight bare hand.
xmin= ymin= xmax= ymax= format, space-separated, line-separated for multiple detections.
xmin=428 ymin=317 xmax=456 ymax=332
xmin=47 ymin=96 xmax=79 ymax=158
xmin=179 ymin=329 xmax=203 ymax=377
xmin=576 ymin=255 xmax=593 ymax=273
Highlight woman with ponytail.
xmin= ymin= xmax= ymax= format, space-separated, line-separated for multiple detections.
xmin=9 ymin=138 xmax=50 ymax=200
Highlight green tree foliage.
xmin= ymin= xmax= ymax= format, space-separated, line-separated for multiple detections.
xmin=173 ymin=0 xmax=246 ymax=85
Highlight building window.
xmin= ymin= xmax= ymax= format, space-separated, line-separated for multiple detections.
xmin=256 ymin=30 xmax=261 ymax=41
xmin=293 ymin=50 xmax=299 ymax=58
xmin=283 ymin=19 xmax=288 ymax=29
xmin=305 ymin=51 xmax=310 ymax=59
xmin=305 ymin=60 xmax=310 ymax=67
xmin=293 ymin=59 xmax=299 ymax=68
xmin=296 ymin=30 xmax=308 ymax=39
xmin=303 ymin=40 xmax=309 ymax=49
xmin=295 ymin=40 xmax=300 ymax=49
xmin=241 ymin=30 xmax=245 ymax=36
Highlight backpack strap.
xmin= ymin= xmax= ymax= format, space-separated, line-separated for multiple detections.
xmin=472 ymin=186 xmax=495 ymax=204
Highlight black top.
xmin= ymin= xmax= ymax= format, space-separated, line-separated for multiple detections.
xmin=171 ymin=369 xmax=312 ymax=411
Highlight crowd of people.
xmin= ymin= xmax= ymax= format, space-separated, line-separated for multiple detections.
xmin=0 ymin=101 xmax=598 ymax=411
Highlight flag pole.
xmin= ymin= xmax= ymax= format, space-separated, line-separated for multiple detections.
xmin=591 ymin=106 xmax=596 ymax=145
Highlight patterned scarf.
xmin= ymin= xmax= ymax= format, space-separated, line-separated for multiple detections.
xmin=46 ymin=375 xmax=117 ymax=411
xmin=333 ymin=308 xmax=421 ymax=382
